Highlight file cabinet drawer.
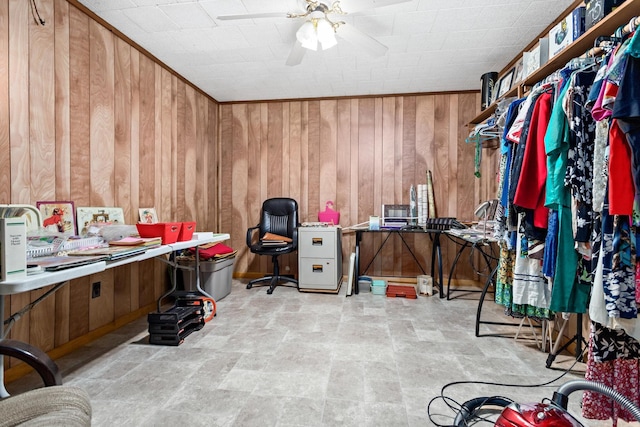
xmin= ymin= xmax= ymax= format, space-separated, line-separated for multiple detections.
xmin=299 ymin=258 xmax=336 ymax=289
xmin=298 ymin=229 xmax=336 ymax=258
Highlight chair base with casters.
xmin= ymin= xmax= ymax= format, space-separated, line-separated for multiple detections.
xmin=246 ymin=254 xmax=298 ymax=294
xmin=0 ymin=339 xmax=92 ymax=426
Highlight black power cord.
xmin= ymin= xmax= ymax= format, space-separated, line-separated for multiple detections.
xmin=29 ymin=0 xmax=46 ymax=26
xmin=427 ymin=345 xmax=588 ymax=426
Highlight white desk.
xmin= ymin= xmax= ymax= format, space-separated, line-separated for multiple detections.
xmin=0 ymin=232 xmax=230 ymax=396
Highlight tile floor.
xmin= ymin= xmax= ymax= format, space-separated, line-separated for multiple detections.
xmin=6 ymin=279 xmax=637 ymax=426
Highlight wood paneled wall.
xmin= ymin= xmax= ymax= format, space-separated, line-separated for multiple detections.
xmin=219 ymin=94 xmax=494 ymax=280
xmin=1 ymin=0 xmax=219 ymax=365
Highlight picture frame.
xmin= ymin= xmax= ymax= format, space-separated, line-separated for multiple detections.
xmin=138 ymin=207 xmax=158 ymax=224
xmin=36 ymin=201 xmax=77 ymax=235
xmin=513 ymin=58 xmax=524 ymax=85
xmin=76 ymin=207 xmax=126 ymax=236
xmin=497 ymin=68 xmax=515 ymax=98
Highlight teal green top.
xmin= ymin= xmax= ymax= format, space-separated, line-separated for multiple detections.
xmin=544 ymin=80 xmax=589 ymax=313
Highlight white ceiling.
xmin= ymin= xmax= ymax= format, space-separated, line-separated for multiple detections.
xmin=77 ymin=0 xmax=576 ymax=103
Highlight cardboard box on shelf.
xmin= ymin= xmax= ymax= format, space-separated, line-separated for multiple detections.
xmin=523 ymin=38 xmax=549 ymax=78
xmin=549 ymin=6 xmax=586 ymax=58
xmin=585 ymin=0 xmax=627 ymax=30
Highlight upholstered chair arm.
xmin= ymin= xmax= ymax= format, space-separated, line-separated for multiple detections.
xmin=0 ymin=339 xmax=61 ymax=387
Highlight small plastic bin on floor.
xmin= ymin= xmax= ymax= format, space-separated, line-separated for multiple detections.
xmin=371 ymin=279 xmax=387 ymax=295
xmin=180 ymin=256 xmax=235 ymax=302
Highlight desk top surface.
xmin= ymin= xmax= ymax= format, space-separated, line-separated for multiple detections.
xmin=446 ymin=228 xmax=498 ymax=244
xmin=354 ymin=227 xmax=446 ymax=233
xmin=0 ymin=233 xmax=230 ymax=295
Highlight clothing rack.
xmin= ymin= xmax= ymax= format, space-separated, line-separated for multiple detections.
xmin=580 ymin=15 xmax=639 ymax=58
xmin=545 ymin=313 xmax=588 ymax=368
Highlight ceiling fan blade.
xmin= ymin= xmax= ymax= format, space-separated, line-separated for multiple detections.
xmin=217 ymin=12 xmax=287 ymax=21
xmin=286 ymin=40 xmax=307 ymax=66
xmin=337 ymin=24 xmax=388 ymax=57
xmin=342 ymin=0 xmax=413 ymax=14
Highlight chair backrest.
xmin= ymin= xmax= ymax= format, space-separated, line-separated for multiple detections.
xmin=259 ymin=198 xmax=298 ymax=240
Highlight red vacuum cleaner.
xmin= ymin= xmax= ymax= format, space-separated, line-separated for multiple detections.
xmin=453 ymin=380 xmax=640 ymax=426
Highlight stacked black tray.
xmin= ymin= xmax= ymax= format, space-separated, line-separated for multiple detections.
xmin=147 ymin=297 xmax=206 ymax=346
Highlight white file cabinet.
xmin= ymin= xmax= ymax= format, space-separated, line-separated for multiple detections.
xmin=298 ymin=226 xmax=342 ymax=291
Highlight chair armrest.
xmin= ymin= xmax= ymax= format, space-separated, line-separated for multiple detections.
xmin=291 ymin=226 xmax=299 ymax=250
xmin=246 ymin=225 xmax=260 ymax=247
xmin=0 ymin=339 xmax=62 ymax=386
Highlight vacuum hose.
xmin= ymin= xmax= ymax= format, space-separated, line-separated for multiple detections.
xmin=453 ymin=396 xmax=512 ymax=426
xmin=552 ymin=379 xmax=640 ymax=422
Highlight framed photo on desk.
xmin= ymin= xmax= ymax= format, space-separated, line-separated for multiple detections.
xmin=76 ymin=207 xmax=125 ymax=235
xmin=37 ymin=201 xmax=76 ymax=235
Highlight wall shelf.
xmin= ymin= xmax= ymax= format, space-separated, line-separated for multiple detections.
xmin=469 ymin=0 xmax=640 ymax=125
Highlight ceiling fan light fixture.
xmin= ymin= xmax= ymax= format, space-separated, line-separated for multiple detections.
xmin=296 ymin=20 xmax=318 ymax=51
xmin=316 ymin=18 xmax=337 ymax=50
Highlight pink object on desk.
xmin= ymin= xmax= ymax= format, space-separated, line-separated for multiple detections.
xmin=318 ymin=201 xmax=340 ymax=225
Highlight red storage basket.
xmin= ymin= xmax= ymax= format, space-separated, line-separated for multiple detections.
xmin=178 ymin=221 xmax=196 ymax=241
xmin=136 ymin=222 xmax=182 ymax=245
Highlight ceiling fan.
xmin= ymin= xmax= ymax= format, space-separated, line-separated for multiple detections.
xmin=217 ymin=0 xmax=412 ymax=66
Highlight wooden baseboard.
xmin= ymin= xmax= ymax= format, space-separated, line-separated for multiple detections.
xmin=4 ymin=302 xmax=156 ymax=384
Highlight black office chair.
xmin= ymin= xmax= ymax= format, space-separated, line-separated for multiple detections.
xmin=246 ymin=198 xmax=299 ymax=294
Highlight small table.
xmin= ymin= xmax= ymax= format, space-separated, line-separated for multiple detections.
xmin=444 ymin=228 xmax=499 ymax=300
xmin=445 ymin=229 xmax=533 ymax=338
xmin=354 ymin=227 xmax=444 ymax=298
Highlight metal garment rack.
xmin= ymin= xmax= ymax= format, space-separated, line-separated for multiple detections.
xmin=545 ymin=313 xmax=587 ymax=368
xmin=444 ymin=231 xmax=545 ymax=339
xmin=444 ymin=231 xmax=499 ymax=300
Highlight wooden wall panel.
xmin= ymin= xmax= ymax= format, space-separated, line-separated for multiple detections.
xmin=69 ymin=5 xmax=90 ymax=206
xmin=289 ymin=102 xmax=303 ymax=214
xmin=319 ymin=100 xmax=337 ymax=210
xmin=231 ymin=104 xmax=249 ymax=273
xmin=306 ymin=101 xmax=320 ymax=223
xmin=114 ymin=38 xmax=132 ymax=220
xmin=28 ymin=1 xmax=56 ymax=352
xmin=88 ymin=271 xmax=114 ymax=331
xmin=160 ymin=69 xmax=172 ymax=223
xmin=54 ymin=0 xmax=71 ymax=199
xmin=89 ymin=21 xmax=115 ymax=206
xmin=0 ymin=1 xmax=9 ymax=202
xmin=54 ymin=284 xmax=70 ymax=346
xmin=222 ymin=93 xmax=483 ymax=280
xmin=68 ymin=278 xmax=89 ymax=341
xmin=207 ymin=98 xmax=218 ymax=232
xmin=195 ymin=94 xmax=207 ymax=227
xmin=30 ymin=0 xmax=56 ymax=203
xmin=281 ymin=103 xmax=291 ymax=196
xmin=154 ymin=65 xmax=163 ymax=223
xmin=138 ymin=54 xmax=155 ymax=209
xmin=129 ymin=49 xmax=141 ymax=311
xmin=7 ymin=0 xmax=32 ymax=353
xmin=219 ymin=104 xmax=234 ymax=262
xmin=9 ymin=0 xmax=30 ymax=204
xmin=183 ymin=85 xmax=197 ymax=221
